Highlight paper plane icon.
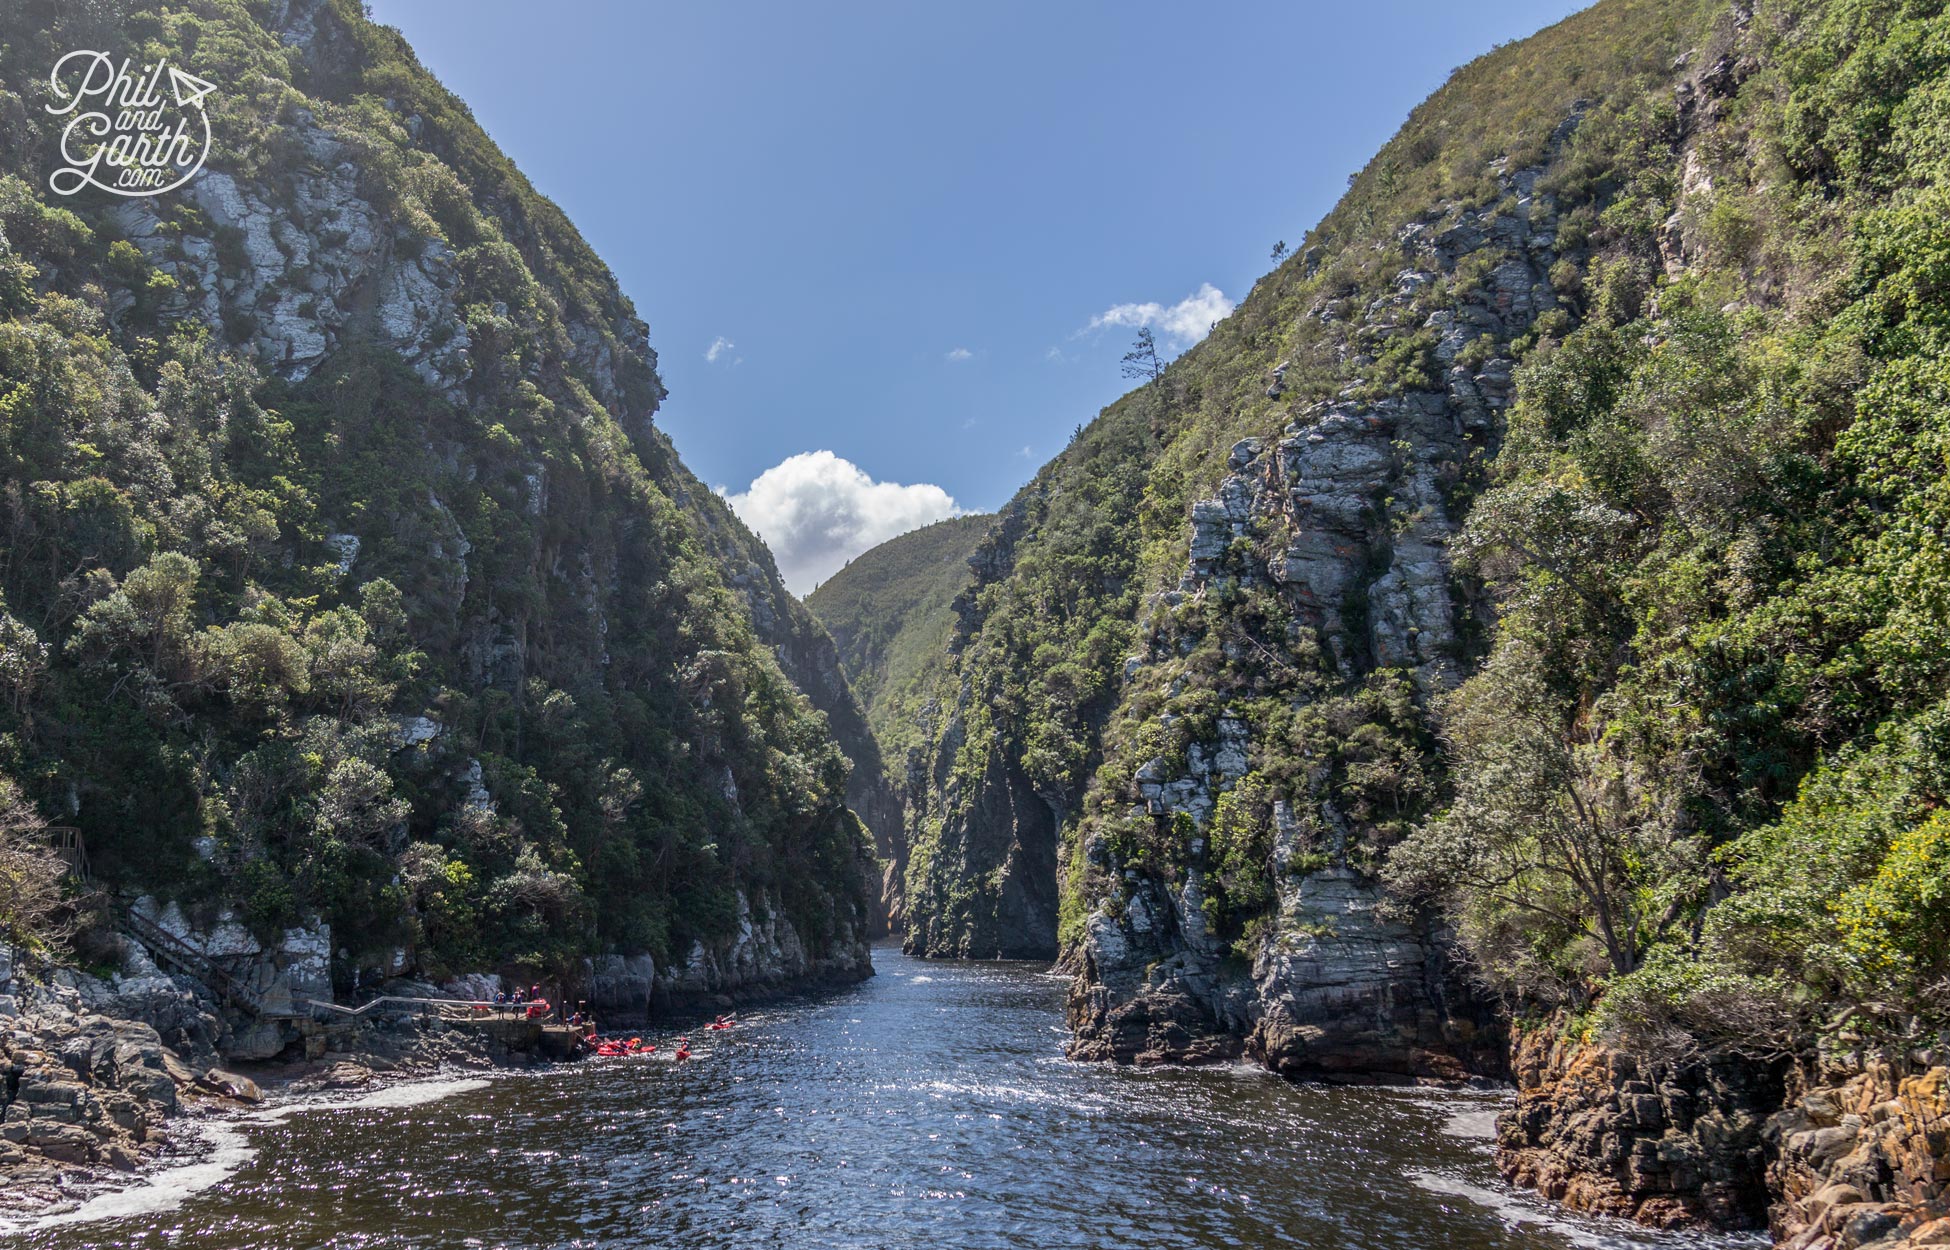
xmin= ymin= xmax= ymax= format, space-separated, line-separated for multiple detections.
xmin=168 ymin=66 xmax=216 ymax=110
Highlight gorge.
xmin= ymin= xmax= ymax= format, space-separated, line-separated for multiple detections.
xmin=1 ymin=0 xmax=1948 ymax=1246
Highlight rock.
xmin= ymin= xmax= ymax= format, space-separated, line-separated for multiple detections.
xmin=316 ymin=1062 xmax=373 ymax=1090
xmin=1769 ymin=1062 xmax=1950 ymax=1246
xmin=1804 ymin=1182 xmax=1866 ymax=1220
xmin=587 ymin=954 xmax=656 ymax=1019
xmin=200 ymin=1069 xmax=263 ymax=1102
xmin=23 ymin=1122 xmax=94 ymax=1164
xmin=1496 ymin=1017 xmax=1784 ymax=1230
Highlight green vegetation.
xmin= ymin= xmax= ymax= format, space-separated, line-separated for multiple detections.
xmin=0 ymin=0 xmax=868 ymax=985
xmin=893 ymin=0 xmax=1950 ymax=1064
xmin=804 ymin=514 xmax=991 ymax=759
xmin=1385 ymin=0 xmax=1950 ymax=1052
xmin=895 ymin=0 xmax=1729 ymax=963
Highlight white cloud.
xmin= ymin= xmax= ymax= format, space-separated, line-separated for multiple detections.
xmin=723 ymin=451 xmax=964 ymax=594
xmin=946 ymin=346 xmax=973 ymax=362
xmin=1087 ymin=282 xmax=1234 ymax=349
xmin=705 ymin=336 xmax=736 ymax=363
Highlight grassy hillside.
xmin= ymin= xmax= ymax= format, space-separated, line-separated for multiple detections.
xmin=805 ymin=514 xmax=991 ymax=756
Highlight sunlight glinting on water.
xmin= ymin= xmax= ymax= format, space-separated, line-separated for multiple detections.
xmin=3 ymin=950 xmax=1757 ymax=1250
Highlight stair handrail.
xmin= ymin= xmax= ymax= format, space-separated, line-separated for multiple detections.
xmin=117 ymin=903 xmax=264 ymax=1016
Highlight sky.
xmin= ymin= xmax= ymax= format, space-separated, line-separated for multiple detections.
xmin=368 ymin=0 xmax=1591 ymax=592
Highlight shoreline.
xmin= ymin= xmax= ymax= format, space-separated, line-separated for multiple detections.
xmin=0 ymin=953 xmax=879 ymax=1231
xmin=0 ymin=1058 xmax=509 ymax=1236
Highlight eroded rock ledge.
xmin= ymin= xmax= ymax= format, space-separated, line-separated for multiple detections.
xmin=1497 ymin=1016 xmax=1950 ymax=1247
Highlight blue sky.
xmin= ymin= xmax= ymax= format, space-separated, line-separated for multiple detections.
xmin=369 ymin=0 xmax=1590 ymax=591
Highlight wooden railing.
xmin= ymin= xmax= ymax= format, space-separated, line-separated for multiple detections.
xmin=45 ymin=826 xmax=89 ymax=882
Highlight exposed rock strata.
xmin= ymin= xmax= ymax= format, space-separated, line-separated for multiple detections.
xmin=1768 ymin=1054 xmax=1950 ymax=1249
xmin=1497 ymin=1025 xmax=1950 ymax=1247
xmin=1064 ymin=162 xmax=1566 ymax=1075
xmin=1498 ymin=1020 xmax=1785 ymax=1230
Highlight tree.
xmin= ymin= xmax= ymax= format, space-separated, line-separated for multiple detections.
xmin=1384 ymin=643 xmax=1697 ymax=1003
xmin=0 ymin=777 xmax=72 ymax=959
xmin=1271 ymin=240 xmax=1288 ymax=263
xmin=1120 ymin=327 xmax=1163 ymax=388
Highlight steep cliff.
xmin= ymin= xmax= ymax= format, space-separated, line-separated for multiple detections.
xmin=804 ymin=512 xmax=992 ymax=928
xmin=894 ymin=0 xmax=1723 ymax=1045
xmin=0 ymin=0 xmax=872 ymax=999
xmin=661 ymin=463 xmax=906 ymax=935
xmin=886 ymin=0 xmax=1950 ymax=1234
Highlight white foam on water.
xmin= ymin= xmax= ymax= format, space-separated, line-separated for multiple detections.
xmin=1412 ymin=1169 xmax=1652 ymax=1248
xmin=1410 ymin=1169 xmax=1765 ymax=1250
xmin=0 ymin=1074 xmax=493 ymax=1234
xmin=1442 ymin=1107 xmax=1503 ymax=1139
xmin=17 ymin=1119 xmax=253 ymax=1231
xmin=252 ymin=1075 xmax=492 ymax=1120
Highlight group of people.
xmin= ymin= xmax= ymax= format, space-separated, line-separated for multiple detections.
xmin=477 ymin=982 xmax=740 ymax=1063
xmin=490 ymin=985 xmax=554 ymax=1020
xmin=585 ymin=1015 xmax=735 ymax=1061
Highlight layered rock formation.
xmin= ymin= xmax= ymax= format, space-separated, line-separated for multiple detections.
xmin=0 ymin=941 xmax=217 ymax=1198
xmin=1497 ymin=1023 xmax=1950 ymax=1247
xmin=1499 ymin=1020 xmax=1785 ymax=1229
xmin=1061 ymin=161 xmax=1567 ymax=1075
xmin=585 ymin=885 xmax=874 ymax=1019
xmin=1770 ymin=1055 xmax=1950 ymax=1249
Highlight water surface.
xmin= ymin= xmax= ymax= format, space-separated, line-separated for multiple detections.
xmin=4 ymin=945 xmax=1738 ymax=1249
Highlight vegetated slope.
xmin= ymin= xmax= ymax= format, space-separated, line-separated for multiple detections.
xmin=658 ymin=463 xmax=907 ymax=935
xmin=805 ymin=514 xmax=992 ymax=748
xmin=896 ymin=0 xmax=1727 ymax=967
xmin=0 ymin=0 xmax=874 ymax=995
xmin=900 ymin=0 xmax=1950 ymax=1234
xmin=805 ymin=513 xmax=992 ymax=928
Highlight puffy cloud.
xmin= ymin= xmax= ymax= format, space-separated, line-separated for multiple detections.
xmin=723 ymin=451 xmax=963 ymax=594
xmin=1088 ymin=282 xmax=1234 ymax=348
xmin=946 ymin=346 xmax=973 ymax=361
xmin=705 ymin=335 xmax=736 ymax=363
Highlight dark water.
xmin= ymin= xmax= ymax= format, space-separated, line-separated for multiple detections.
xmin=4 ymin=945 xmax=1741 ymax=1250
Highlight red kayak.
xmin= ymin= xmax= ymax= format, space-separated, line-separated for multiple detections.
xmin=593 ymin=1037 xmax=655 ymax=1058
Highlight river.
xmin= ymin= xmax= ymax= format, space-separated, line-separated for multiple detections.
xmin=3 ymin=944 xmax=1747 ymax=1249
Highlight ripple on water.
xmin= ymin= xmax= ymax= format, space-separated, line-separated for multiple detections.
xmin=1 ymin=950 xmax=1767 ymax=1250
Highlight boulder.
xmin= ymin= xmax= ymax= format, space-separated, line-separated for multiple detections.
xmin=199 ymin=1068 xmax=263 ymax=1103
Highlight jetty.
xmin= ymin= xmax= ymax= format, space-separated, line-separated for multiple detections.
xmin=304 ymin=996 xmax=587 ymax=1060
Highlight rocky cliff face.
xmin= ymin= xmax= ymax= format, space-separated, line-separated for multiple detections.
xmin=1769 ymin=1054 xmax=1950 ymax=1249
xmin=904 ymin=720 xmax=1062 ymax=960
xmin=803 ymin=514 xmax=998 ymax=932
xmin=1499 ymin=1020 xmax=1785 ymax=1229
xmin=662 ymin=467 xmax=907 ymax=936
xmin=0 ymin=940 xmax=215 ymax=1189
xmin=1060 ymin=159 xmax=1568 ymax=1075
xmin=898 ymin=502 xmax=1069 ymax=961
xmin=585 ymin=883 xmax=874 ymax=1019
xmin=1497 ymin=1023 xmax=1950 ymax=1247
